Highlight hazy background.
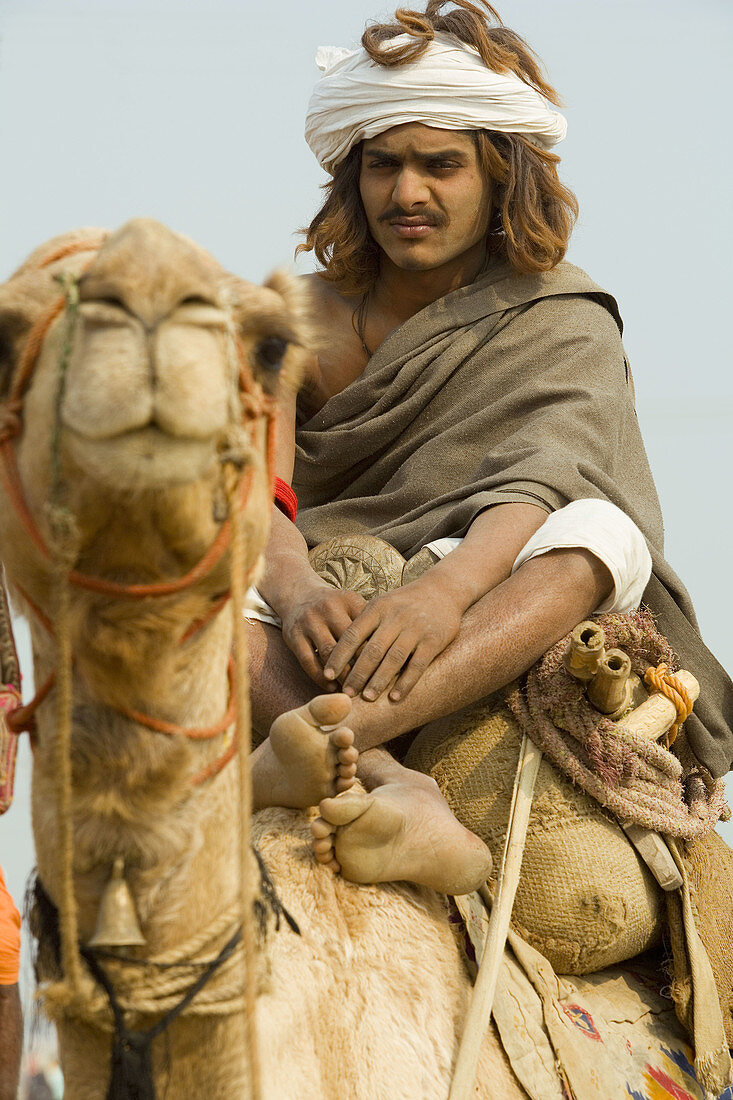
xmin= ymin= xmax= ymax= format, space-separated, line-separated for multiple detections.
xmin=0 ymin=0 xmax=731 ymax=1050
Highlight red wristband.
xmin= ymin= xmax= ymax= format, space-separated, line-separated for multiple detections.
xmin=274 ymin=477 xmax=297 ymax=523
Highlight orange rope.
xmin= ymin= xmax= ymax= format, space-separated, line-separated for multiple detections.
xmin=180 ymin=593 xmax=231 ymax=643
xmin=643 ymin=662 xmax=693 ymax=746
xmin=0 ymin=236 xmax=278 ymax=785
xmin=191 ymin=736 xmax=238 ymax=786
xmin=34 ymin=237 xmax=109 ymax=271
xmin=9 ymin=297 xmax=66 ymax=407
xmin=6 ymin=672 xmax=55 ymax=735
xmin=117 ymin=658 xmax=237 ymax=740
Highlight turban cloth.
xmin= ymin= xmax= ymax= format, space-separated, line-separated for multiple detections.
xmin=305 ymin=33 xmax=567 ymax=175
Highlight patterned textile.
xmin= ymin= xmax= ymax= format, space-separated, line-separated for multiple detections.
xmin=452 ymin=892 xmax=733 ymax=1100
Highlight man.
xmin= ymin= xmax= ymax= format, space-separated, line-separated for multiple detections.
xmin=246 ymin=0 xmax=733 ymax=893
xmin=0 ymin=865 xmax=22 ymax=1100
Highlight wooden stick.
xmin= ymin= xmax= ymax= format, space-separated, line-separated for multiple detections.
xmin=449 ymin=734 xmax=543 ymax=1100
xmin=621 ymin=669 xmax=699 ymax=741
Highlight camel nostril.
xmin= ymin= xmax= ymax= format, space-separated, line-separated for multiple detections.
xmin=96 ymin=297 xmax=128 ymax=312
xmin=179 ymin=296 xmax=212 ymax=308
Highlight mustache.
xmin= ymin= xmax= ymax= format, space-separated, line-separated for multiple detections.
xmin=377 ymin=207 xmax=447 ymax=227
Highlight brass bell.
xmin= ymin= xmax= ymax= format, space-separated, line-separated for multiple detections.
xmin=88 ymin=857 xmax=146 ymax=949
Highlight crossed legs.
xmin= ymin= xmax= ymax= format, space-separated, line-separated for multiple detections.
xmin=249 ymin=548 xmax=612 ymax=893
xmin=248 ymin=620 xmax=493 ymax=894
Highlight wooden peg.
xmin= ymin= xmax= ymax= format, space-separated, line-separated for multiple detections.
xmin=588 ymin=648 xmax=632 ymax=718
xmin=564 ymin=620 xmax=605 ymax=682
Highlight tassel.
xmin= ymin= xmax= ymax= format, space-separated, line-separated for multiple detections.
xmin=694 ymin=1046 xmax=733 ymax=1098
xmin=107 ymin=1029 xmax=157 ymax=1100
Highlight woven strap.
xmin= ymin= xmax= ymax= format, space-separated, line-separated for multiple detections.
xmin=274 ymin=477 xmax=297 ymax=522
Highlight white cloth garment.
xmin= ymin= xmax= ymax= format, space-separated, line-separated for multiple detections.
xmin=511 ymin=498 xmax=652 ymax=614
xmin=245 ymin=499 xmax=652 ymax=627
xmin=305 ymin=33 xmax=568 ymax=175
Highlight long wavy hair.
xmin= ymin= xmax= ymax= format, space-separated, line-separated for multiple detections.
xmin=298 ymin=0 xmax=578 ymax=296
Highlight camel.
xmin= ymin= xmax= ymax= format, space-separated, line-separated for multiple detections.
xmin=0 ymin=220 xmax=720 ymax=1100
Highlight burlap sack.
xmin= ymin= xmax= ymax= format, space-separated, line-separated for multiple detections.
xmin=406 ymin=696 xmax=665 ymax=974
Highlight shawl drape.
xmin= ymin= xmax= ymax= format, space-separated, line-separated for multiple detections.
xmin=294 ymin=261 xmax=733 ymax=778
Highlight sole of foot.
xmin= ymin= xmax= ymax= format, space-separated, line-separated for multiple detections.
xmin=311 ymin=780 xmax=493 ymax=895
xmin=267 ymin=694 xmax=358 ymax=809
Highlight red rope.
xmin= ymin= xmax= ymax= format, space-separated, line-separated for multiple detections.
xmin=0 ymin=235 xmax=277 ymax=785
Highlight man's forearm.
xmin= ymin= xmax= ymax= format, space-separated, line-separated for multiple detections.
xmin=418 ymin=502 xmax=547 ymax=614
xmin=0 ymin=984 xmax=22 ymax=1100
xmin=257 ymin=508 xmax=323 ymax=613
xmin=349 ymin=546 xmax=612 ymax=749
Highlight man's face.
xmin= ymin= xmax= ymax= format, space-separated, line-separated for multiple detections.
xmin=359 ymin=123 xmax=492 ymax=273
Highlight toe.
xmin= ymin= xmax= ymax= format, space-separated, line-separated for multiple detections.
xmin=337 ymin=745 xmax=358 ymax=765
xmin=338 ymin=762 xmax=357 ymax=779
xmin=319 ymin=790 xmax=372 ymax=826
xmin=314 ymin=848 xmax=335 ymax=864
xmin=331 ymin=727 xmax=354 ymax=749
xmin=336 ymin=777 xmax=354 ymax=793
xmin=311 ymin=817 xmax=333 ymax=840
xmin=309 ymin=694 xmax=351 ymax=727
xmin=312 ymin=837 xmax=333 ymax=855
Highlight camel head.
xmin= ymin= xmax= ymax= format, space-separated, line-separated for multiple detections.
xmin=0 ymin=222 xmax=308 ymax=897
xmin=0 ymin=217 xmax=305 ymax=621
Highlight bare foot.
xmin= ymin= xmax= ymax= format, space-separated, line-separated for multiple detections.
xmin=311 ymin=773 xmax=492 ymax=895
xmin=252 ymin=695 xmax=358 ymax=810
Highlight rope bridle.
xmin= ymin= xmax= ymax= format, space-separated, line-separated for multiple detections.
xmin=0 ymin=237 xmax=276 ymax=774
xmin=0 ymin=236 xmax=280 ymax=1097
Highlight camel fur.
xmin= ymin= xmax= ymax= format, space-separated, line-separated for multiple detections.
xmin=0 ymin=220 xmax=524 ymax=1099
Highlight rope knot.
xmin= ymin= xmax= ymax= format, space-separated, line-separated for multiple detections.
xmin=44 ymin=501 xmax=81 ymax=570
xmin=0 ymin=400 xmax=23 ymax=443
xmin=53 ymin=270 xmax=81 ymax=309
xmin=643 ymin=662 xmax=693 ymax=746
xmin=239 ymin=390 xmax=269 ymax=422
xmin=217 ymin=425 xmax=257 ymax=472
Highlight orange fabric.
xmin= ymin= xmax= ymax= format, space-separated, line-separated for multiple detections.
xmin=0 ymin=866 xmax=20 ymax=985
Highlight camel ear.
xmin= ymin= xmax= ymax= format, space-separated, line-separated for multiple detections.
xmin=0 ymin=288 xmax=34 ymax=399
xmin=0 ymin=274 xmax=60 ymax=398
xmin=262 ymin=270 xmax=316 ymax=394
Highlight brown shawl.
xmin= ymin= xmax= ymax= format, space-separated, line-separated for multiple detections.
xmin=294 ymin=261 xmax=733 ymax=778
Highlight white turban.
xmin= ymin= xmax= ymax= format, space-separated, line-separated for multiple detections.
xmin=305 ymin=34 xmax=567 ymax=175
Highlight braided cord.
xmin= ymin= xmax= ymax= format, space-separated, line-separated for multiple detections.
xmin=644 ymin=663 xmax=693 ymax=746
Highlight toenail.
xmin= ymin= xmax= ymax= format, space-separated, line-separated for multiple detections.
xmin=389 ymin=690 xmax=400 ymax=701
xmin=363 ymin=688 xmax=375 ymax=700
xmin=324 ymin=668 xmax=335 ymax=680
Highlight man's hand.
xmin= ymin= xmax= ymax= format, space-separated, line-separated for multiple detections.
xmin=324 ymin=577 xmax=462 ymax=701
xmin=280 ymin=581 xmax=368 ymax=689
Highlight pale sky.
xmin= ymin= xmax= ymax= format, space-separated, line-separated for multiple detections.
xmin=0 ymin=0 xmax=731 ymax=1014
